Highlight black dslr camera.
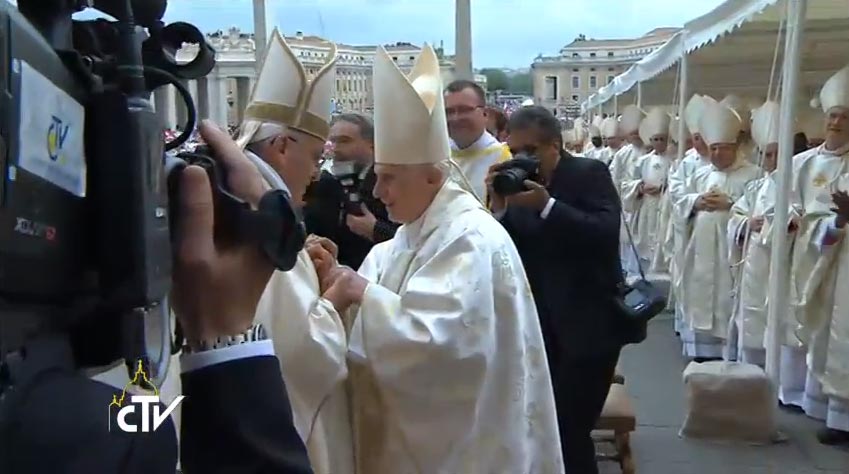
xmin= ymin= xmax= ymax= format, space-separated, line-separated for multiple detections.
xmin=329 ymin=159 xmax=365 ymax=216
xmin=0 ymin=0 xmax=303 ymax=397
xmin=491 ymin=152 xmax=540 ymax=196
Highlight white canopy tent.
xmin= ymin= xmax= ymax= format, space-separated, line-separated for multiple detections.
xmin=582 ymin=0 xmax=849 ymax=113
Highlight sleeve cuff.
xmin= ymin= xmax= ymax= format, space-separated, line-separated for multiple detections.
xmin=540 ymin=197 xmax=556 ymax=220
xmin=180 ymin=340 xmax=275 ymax=373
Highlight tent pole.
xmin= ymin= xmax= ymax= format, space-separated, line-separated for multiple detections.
xmin=676 ymin=38 xmax=689 ymax=161
xmin=766 ymin=0 xmax=806 ymax=391
xmin=637 ymin=81 xmax=643 ymax=108
xmin=613 ymin=94 xmax=619 ymax=116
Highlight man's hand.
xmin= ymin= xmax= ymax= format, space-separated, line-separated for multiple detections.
xmin=346 ymin=204 xmax=377 ymax=241
xmin=749 ymin=216 xmax=765 ymax=233
xmin=321 ymin=267 xmax=369 ymax=312
xmin=698 ymin=190 xmax=732 ymax=212
xmin=306 ymin=239 xmax=337 ymax=293
xmin=506 ymin=180 xmax=550 ymax=212
xmin=171 ymin=120 xmax=272 ymax=341
xmin=485 ymin=165 xmax=506 ymax=213
xmin=643 ymin=184 xmax=662 ymax=196
xmin=831 ymin=190 xmax=849 ymax=228
xmin=306 ymin=234 xmax=338 ymax=260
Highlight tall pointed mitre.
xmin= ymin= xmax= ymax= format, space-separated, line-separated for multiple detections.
xmin=592 ymin=115 xmax=604 ymax=128
xmin=373 ymin=44 xmax=449 ymax=165
xmin=236 ymin=29 xmax=338 ymax=149
xmin=643 ymin=107 xmax=671 ymax=138
xmin=588 ymin=124 xmax=601 ymax=138
xmin=600 ymin=117 xmax=619 ymax=138
xmin=562 ymin=128 xmax=576 ymax=146
xmin=819 ymin=64 xmax=849 ymax=112
xmin=699 ymin=99 xmax=743 ymax=146
xmin=684 ymin=94 xmax=704 ymax=135
xmin=619 ymin=105 xmax=644 ymax=134
xmin=720 ymin=94 xmax=752 ymax=131
xmin=574 ymin=124 xmax=587 ymax=144
xmin=669 ymin=116 xmax=688 ymax=142
xmin=751 ymin=100 xmax=781 ymax=148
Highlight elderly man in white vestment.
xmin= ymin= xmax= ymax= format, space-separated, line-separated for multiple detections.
xmin=232 ymin=30 xmax=356 ymax=474
xmin=622 ymin=108 xmax=675 ymax=274
xmin=609 ymin=106 xmax=646 ymax=277
xmin=727 ymin=101 xmax=800 ymax=368
xmin=791 ymin=64 xmax=849 ymax=446
xmin=307 ymin=45 xmax=564 ymax=473
xmin=595 ymin=117 xmax=622 ymax=167
xmin=675 ymin=99 xmax=760 ymax=361
xmin=669 ymin=95 xmax=717 ymax=337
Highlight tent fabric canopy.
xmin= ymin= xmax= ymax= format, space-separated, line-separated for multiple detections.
xmin=581 ymin=0 xmax=849 ymax=113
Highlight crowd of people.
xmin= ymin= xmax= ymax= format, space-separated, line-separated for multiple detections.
xmin=561 ymin=67 xmax=849 ymax=447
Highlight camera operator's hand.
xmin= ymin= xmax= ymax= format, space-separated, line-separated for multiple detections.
xmin=346 ymin=204 xmax=377 ymax=241
xmin=171 ymin=120 xmax=272 ymax=341
xmin=486 ymin=165 xmax=506 ymax=213
xmin=507 ymin=180 xmax=551 ymax=212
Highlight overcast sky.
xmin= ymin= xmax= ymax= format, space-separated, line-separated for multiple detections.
xmin=75 ymin=0 xmax=728 ymax=68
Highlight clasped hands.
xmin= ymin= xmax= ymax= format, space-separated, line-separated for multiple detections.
xmin=694 ymin=189 xmax=733 ymax=212
xmin=305 ymin=235 xmax=368 ymax=312
xmin=638 ymin=182 xmax=663 ymax=197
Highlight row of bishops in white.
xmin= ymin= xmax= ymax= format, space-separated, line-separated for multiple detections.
xmin=570 ymin=65 xmax=849 ymax=441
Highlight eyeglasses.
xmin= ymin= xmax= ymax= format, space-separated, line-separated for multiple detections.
xmin=445 ymin=105 xmax=484 ymax=117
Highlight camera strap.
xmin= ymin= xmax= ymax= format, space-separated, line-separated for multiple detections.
xmin=620 ymin=208 xmax=648 ymax=282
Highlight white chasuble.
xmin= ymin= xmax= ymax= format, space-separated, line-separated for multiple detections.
xmin=727 ymin=174 xmax=794 ymax=364
xmin=345 ymin=180 xmax=563 ymax=474
xmin=255 ymin=253 xmax=355 ymax=474
xmin=676 ymin=161 xmax=760 ymax=347
xmin=450 ymin=130 xmax=511 ymax=203
xmin=609 ymin=143 xmax=644 ymax=196
xmin=621 ymin=151 xmax=674 ymax=271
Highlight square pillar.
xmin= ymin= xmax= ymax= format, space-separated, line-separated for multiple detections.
xmin=196 ymin=77 xmax=210 ymax=121
xmin=236 ymin=77 xmax=252 ymax=124
xmin=154 ymin=85 xmax=178 ymax=130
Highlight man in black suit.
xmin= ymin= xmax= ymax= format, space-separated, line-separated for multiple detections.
xmin=488 ymin=106 xmax=627 ymax=474
xmin=304 ymin=114 xmax=398 ymax=269
xmin=2 ymin=121 xmax=313 ymax=474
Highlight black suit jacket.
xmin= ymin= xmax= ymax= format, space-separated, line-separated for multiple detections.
xmin=5 ymin=355 xmax=311 ymax=474
xmin=304 ymin=166 xmax=398 ymax=269
xmin=500 ymin=153 xmax=625 ymax=358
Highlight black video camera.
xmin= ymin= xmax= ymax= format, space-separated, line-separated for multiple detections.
xmin=0 ymin=0 xmax=301 ymax=392
xmin=491 ymin=152 xmax=540 ymax=196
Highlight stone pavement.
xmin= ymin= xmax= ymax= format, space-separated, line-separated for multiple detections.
xmin=599 ymin=314 xmax=849 ymax=474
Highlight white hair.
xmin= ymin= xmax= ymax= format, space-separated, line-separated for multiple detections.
xmin=248 ymin=122 xmax=288 ymax=146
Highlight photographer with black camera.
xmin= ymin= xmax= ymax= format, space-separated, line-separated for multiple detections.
xmin=304 ymin=114 xmax=398 ymax=270
xmin=486 ymin=106 xmax=626 ymax=474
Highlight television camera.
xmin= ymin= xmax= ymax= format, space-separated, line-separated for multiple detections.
xmin=491 ymin=152 xmax=540 ymax=196
xmin=0 ymin=0 xmax=304 ymax=408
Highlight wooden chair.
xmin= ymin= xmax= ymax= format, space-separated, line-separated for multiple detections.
xmin=593 ymin=372 xmax=636 ymax=473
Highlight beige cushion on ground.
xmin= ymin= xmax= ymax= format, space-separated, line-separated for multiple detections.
xmin=681 ymin=361 xmax=776 ymax=443
xmin=596 ymin=384 xmax=636 ymax=432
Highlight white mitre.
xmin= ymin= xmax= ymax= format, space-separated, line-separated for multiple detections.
xmin=720 ymin=94 xmax=752 ymax=131
xmin=699 ymin=100 xmax=743 ymax=146
xmin=588 ymin=124 xmax=601 ymax=138
xmin=669 ymin=116 xmax=688 ymax=142
xmin=684 ymin=94 xmax=704 ymax=135
xmin=751 ymin=100 xmax=781 ymax=148
xmin=592 ymin=115 xmax=604 ymax=129
xmin=643 ymin=107 xmax=671 ymax=139
xmin=373 ymin=43 xmax=449 ymax=165
xmin=819 ymin=64 xmax=849 ymax=113
xmin=574 ymin=124 xmax=587 ymax=144
xmin=236 ymin=29 xmax=338 ymax=149
xmin=600 ymin=117 xmax=619 ymax=139
xmin=620 ymin=105 xmax=644 ymax=135
xmin=562 ymin=128 xmax=576 ymax=146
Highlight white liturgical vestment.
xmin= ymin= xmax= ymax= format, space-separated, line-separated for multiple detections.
xmin=450 ymin=130 xmax=511 ymax=203
xmin=345 ymin=179 xmax=563 ymax=474
xmin=791 ymin=144 xmax=849 ymax=430
xmin=622 ymin=150 xmax=675 ymax=269
xmin=248 ymin=151 xmax=355 ymax=474
xmin=676 ymin=160 xmax=760 ymax=358
xmin=727 ymin=174 xmax=796 ymax=366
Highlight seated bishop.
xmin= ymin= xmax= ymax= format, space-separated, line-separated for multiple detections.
xmin=234 ymin=30 xmax=355 ymax=474
xmin=310 ymin=44 xmax=565 ymax=473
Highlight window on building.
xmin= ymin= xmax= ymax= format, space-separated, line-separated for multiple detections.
xmin=544 ymin=76 xmax=558 ymax=100
xmin=607 ymin=75 xmax=615 ymax=84
xmin=590 ymin=52 xmax=596 ymax=57
xmin=590 ymin=67 xmax=596 ymax=72
xmin=589 ymin=76 xmax=597 ymax=88
xmin=392 ymin=56 xmax=398 ymax=61
xmin=409 ymin=56 xmax=415 ymax=61
xmin=572 ymin=52 xmax=579 ymax=57
xmin=608 ymin=52 xmax=614 ymax=57
xmin=608 ymin=67 xmax=615 ymax=72
xmin=572 ymin=94 xmax=580 ymax=102
xmin=572 ymin=68 xmax=579 ymax=72
xmin=572 ymin=76 xmax=579 ymax=89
